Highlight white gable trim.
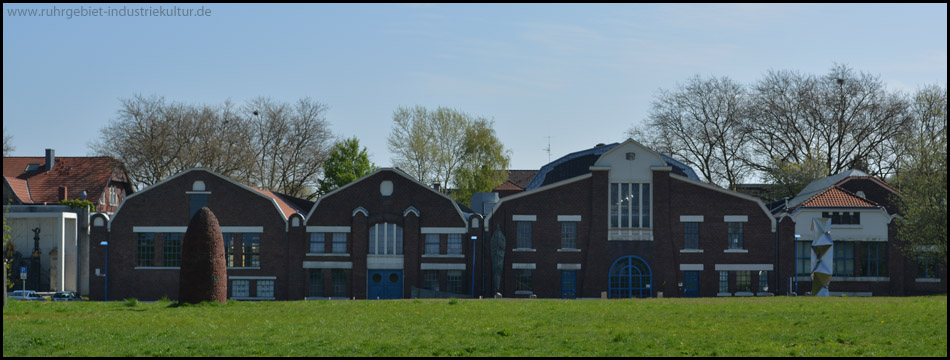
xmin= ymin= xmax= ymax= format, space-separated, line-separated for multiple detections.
xmin=669 ymin=174 xmax=775 ymax=232
xmin=485 ymin=173 xmax=592 ymax=229
xmin=593 ymin=138 xmax=667 ymax=167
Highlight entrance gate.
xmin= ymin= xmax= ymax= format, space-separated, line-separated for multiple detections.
xmin=608 ymin=256 xmax=653 ymax=298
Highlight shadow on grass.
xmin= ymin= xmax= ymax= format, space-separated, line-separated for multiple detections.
xmin=166 ymin=300 xmax=236 ymax=308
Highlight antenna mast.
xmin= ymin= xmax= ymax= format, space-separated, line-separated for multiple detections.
xmin=543 ymin=136 xmax=552 ymax=163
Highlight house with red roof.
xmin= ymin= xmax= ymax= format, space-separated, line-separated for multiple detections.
xmin=774 ymin=170 xmax=946 ymax=296
xmin=3 ymin=149 xmax=133 ymax=213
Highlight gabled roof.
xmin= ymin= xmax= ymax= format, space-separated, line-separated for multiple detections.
xmin=2 ymin=156 xmax=129 ymax=205
xmin=786 ymin=169 xmax=894 ymax=209
xmin=505 ymin=170 xmax=539 ymax=189
xmin=493 ymin=180 xmax=524 ymax=192
xmin=795 ymin=186 xmax=879 ymax=209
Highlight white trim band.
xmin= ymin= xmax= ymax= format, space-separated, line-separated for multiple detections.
xmin=420 ymin=227 xmax=468 ymax=234
xmin=557 ymin=215 xmax=582 ymax=222
xmin=680 ymin=264 xmax=704 ymax=271
xmin=420 ymin=263 xmax=466 ymax=270
xmin=715 ymin=264 xmax=773 ymax=271
xmin=513 ymin=215 xmax=537 ymax=222
xmin=680 ymin=215 xmax=704 ymax=222
xmin=303 ymin=261 xmax=352 ymax=269
xmin=557 ymin=263 xmax=581 ymax=270
xmin=724 ymin=215 xmax=748 ymax=222
xmin=221 ymin=226 xmax=264 ymax=233
xmin=512 ymin=263 xmax=536 ymax=270
xmin=307 ymin=226 xmax=351 ymax=233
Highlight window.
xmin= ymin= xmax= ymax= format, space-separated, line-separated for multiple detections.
xmin=446 ymin=270 xmax=463 ymax=294
xmin=833 ymin=241 xmax=855 ymax=276
xmin=719 ymin=271 xmax=729 ymax=293
xmin=370 ymin=223 xmax=403 ymax=255
xmin=795 ymin=241 xmax=811 ymax=276
xmin=309 ymin=269 xmax=324 ymax=297
xmin=517 ymin=221 xmax=532 ymax=249
xmin=727 ymin=222 xmax=743 ymax=249
xmin=136 ymin=233 xmax=155 ymax=267
xmin=425 ymin=234 xmax=440 ymax=255
xmin=257 ymin=280 xmax=275 ymax=298
xmin=758 ymin=271 xmax=769 ymax=292
xmin=561 ymin=222 xmax=577 ymax=249
xmin=223 ymin=233 xmax=235 ymax=267
xmin=232 ymin=280 xmax=249 ymax=297
xmin=610 ymin=182 xmax=652 ymax=229
xmin=822 ymin=211 xmax=861 ymax=225
xmin=163 ymin=233 xmax=181 ymax=267
xmin=683 ymin=222 xmax=699 ymax=249
xmin=309 ymin=233 xmax=325 ymax=253
xmin=515 ymin=269 xmax=532 ymax=292
xmin=109 ymin=186 xmax=118 ymax=206
xmin=863 ymin=242 xmax=887 ymax=277
xmin=736 ymin=271 xmax=751 ymax=293
xmin=244 ymin=233 xmax=261 ymax=267
xmin=331 ymin=233 xmax=347 ymax=254
xmin=423 ymin=270 xmax=440 ymax=291
xmin=331 ymin=269 xmax=347 ymax=297
xmin=447 ymin=234 xmax=463 ymax=255
xmin=917 ymin=255 xmax=938 ymax=278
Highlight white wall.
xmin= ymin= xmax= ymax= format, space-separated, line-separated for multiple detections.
xmin=791 ymin=209 xmax=890 ymax=242
xmin=7 ymin=212 xmax=78 ymax=292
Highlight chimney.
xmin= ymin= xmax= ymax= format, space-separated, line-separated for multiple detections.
xmin=432 ymin=183 xmax=442 ymax=192
xmin=45 ymin=149 xmax=55 ymax=171
xmin=59 ymin=186 xmax=68 ymax=201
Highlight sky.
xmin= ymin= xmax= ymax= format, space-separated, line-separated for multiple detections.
xmin=3 ymin=3 xmax=947 ymax=172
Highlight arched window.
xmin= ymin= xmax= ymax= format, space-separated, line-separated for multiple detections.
xmin=369 ymin=223 xmax=403 ymax=255
xmin=608 ymin=255 xmax=652 ymax=298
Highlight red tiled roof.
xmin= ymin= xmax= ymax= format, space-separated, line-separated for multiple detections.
xmin=2 ymin=156 xmax=129 ymax=205
xmin=250 ymin=187 xmax=302 ymax=219
xmin=798 ymin=186 xmax=879 ymax=208
xmin=492 ymin=180 xmax=524 ymax=192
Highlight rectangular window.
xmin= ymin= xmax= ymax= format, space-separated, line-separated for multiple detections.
xmin=331 ymin=269 xmax=347 ymax=298
xmin=331 ymin=233 xmax=347 ymax=254
xmin=370 ymin=223 xmax=403 ymax=255
xmin=918 ymin=255 xmax=938 ymax=278
xmin=257 ymin=280 xmax=274 ymax=298
xmin=223 ymin=233 xmax=235 ymax=267
xmin=136 ymin=233 xmax=155 ymax=267
xmin=309 ymin=233 xmax=325 ymax=253
xmin=610 ymin=183 xmax=619 ymax=228
xmin=232 ymin=280 xmax=249 ymax=297
xmin=309 ymin=269 xmax=324 ymax=297
xmin=641 ymin=184 xmax=650 ymax=227
xmin=610 ymin=183 xmax=651 ymax=229
xmin=758 ymin=271 xmax=769 ymax=292
xmin=446 ymin=270 xmax=463 ymax=294
xmin=515 ymin=269 xmax=533 ymax=292
xmin=719 ymin=271 xmax=729 ymax=293
xmin=561 ymin=221 xmax=577 ymax=249
xmin=423 ymin=270 xmax=440 ymax=291
xmin=795 ymin=241 xmax=812 ymax=276
xmin=863 ymin=242 xmax=887 ymax=277
xmin=833 ymin=241 xmax=855 ymax=277
xmin=447 ymin=234 xmax=463 ymax=255
xmin=822 ymin=212 xmax=861 ymax=225
xmin=244 ymin=233 xmax=261 ymax=267
xmin=727 ymin=222 xmax=743 ymax=249
xmin=109 ymin=186 xmax=118 ymax=206
xmin=163 ymin=233 xmax=181 ymax=267
xmin=620 ymin=184 xmax=629 ymax=228
xmin=425 ymin=234 xmax=440 ymax=255
xmin=684 ymin=222 xmax=699 ymax=249
xmin=736 ymin=271 xmax=751 ymax=293
xmin=517 ymin=221 xmax=532 ymax=249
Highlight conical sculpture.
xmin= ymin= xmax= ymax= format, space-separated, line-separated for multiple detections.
xmin=810 ymin=218 xmax=833 ymax=297
xmin=178 ymin=207 xmax=228 ymax=304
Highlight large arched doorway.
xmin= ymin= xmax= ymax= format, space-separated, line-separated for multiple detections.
xmin=608 ymin=256 xmax=653 ymax=298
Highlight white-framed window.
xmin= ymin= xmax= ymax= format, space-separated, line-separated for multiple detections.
xmin=109 ymin=186 xmax=118 ymax=206
xmin=370 ymin=223 xmax=403 ymax=255
xmin=718 ymin=271 xmax=729 ymax=293
xmin=447 ymin=234 xmax=463 ymax=254
xmin=609 ymin=183 xmax=651 ymax=229
xmin=727 ymin=222 xmax=743 ymax=249
xmin=331 ymin=233 xmax=347 ymax=254
xmin=232 ymin=280 xmax=249 ymax=297
xmin=425 ymin=234 xmax=440 ymax=255
xmin=446 ymin=270 xmax=464 ymax=294
xmin=310 ymin=233 xmax=325 ymax=253
xmin=423 ymin=270 xmax=440 ymax=291
xmin=257 ymin=280 xmax=275 ymax=298
xmin=516 ymin=269 xmax=532 ymax=292
xmin=684 ymin=222 xmax=699 ymax=249
xmin=517 ymin=221 xmax=532 ymax=249
xmin=561 ymin=222 xmax=577 ymax=249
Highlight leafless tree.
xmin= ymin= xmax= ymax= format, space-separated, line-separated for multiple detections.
xmin=388 ymin=106 xmax=469 ymax=190
xmin=749 ymin=64 xmax=912 ymax=179
xmin=646 ymin=75 xmax=754 ymax=189
xmin=3 ymin=126 xmax=14 ymax=157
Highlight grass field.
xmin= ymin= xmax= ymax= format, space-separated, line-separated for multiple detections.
xmin=3 ymin=295 xmax=946 ymax=357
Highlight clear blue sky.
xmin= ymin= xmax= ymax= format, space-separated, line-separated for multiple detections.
xmin=3 ymin=3 xmax=947 ymax=171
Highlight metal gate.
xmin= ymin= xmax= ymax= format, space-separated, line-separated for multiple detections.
xmin=608 ymin=256 xmax=652 ymax=298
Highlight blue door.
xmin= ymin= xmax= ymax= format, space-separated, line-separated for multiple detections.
xmin=608 ymin=256 xmax=653 ymax=298
xmin=561 ymin=270 xmax=577 ymax=299
xmin=368 ymin=270 xmax=403 ymax=300
xmin=683 ymin=271 xmax=699 ymax=298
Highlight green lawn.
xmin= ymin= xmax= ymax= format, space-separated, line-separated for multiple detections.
xmin=3 ymin=295 xmax=946 ymax=357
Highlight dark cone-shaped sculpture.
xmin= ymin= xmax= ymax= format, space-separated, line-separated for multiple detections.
xmin=178 ymin=207 xmax=228 ymax=304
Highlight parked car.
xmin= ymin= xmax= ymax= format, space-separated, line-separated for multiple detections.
xmin=51 ymin=291 xmax=83 ymax=301
xmin=9 ymin=290 xmax=46 ymax=301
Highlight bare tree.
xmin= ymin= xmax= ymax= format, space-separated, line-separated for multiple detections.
xmin=3 ymin=126 xmax=14 ymax=157
xmin=646 ymin=75 xmax=753 ymax=189
xmin=749 ymin=64 xmax=912 ymax=179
